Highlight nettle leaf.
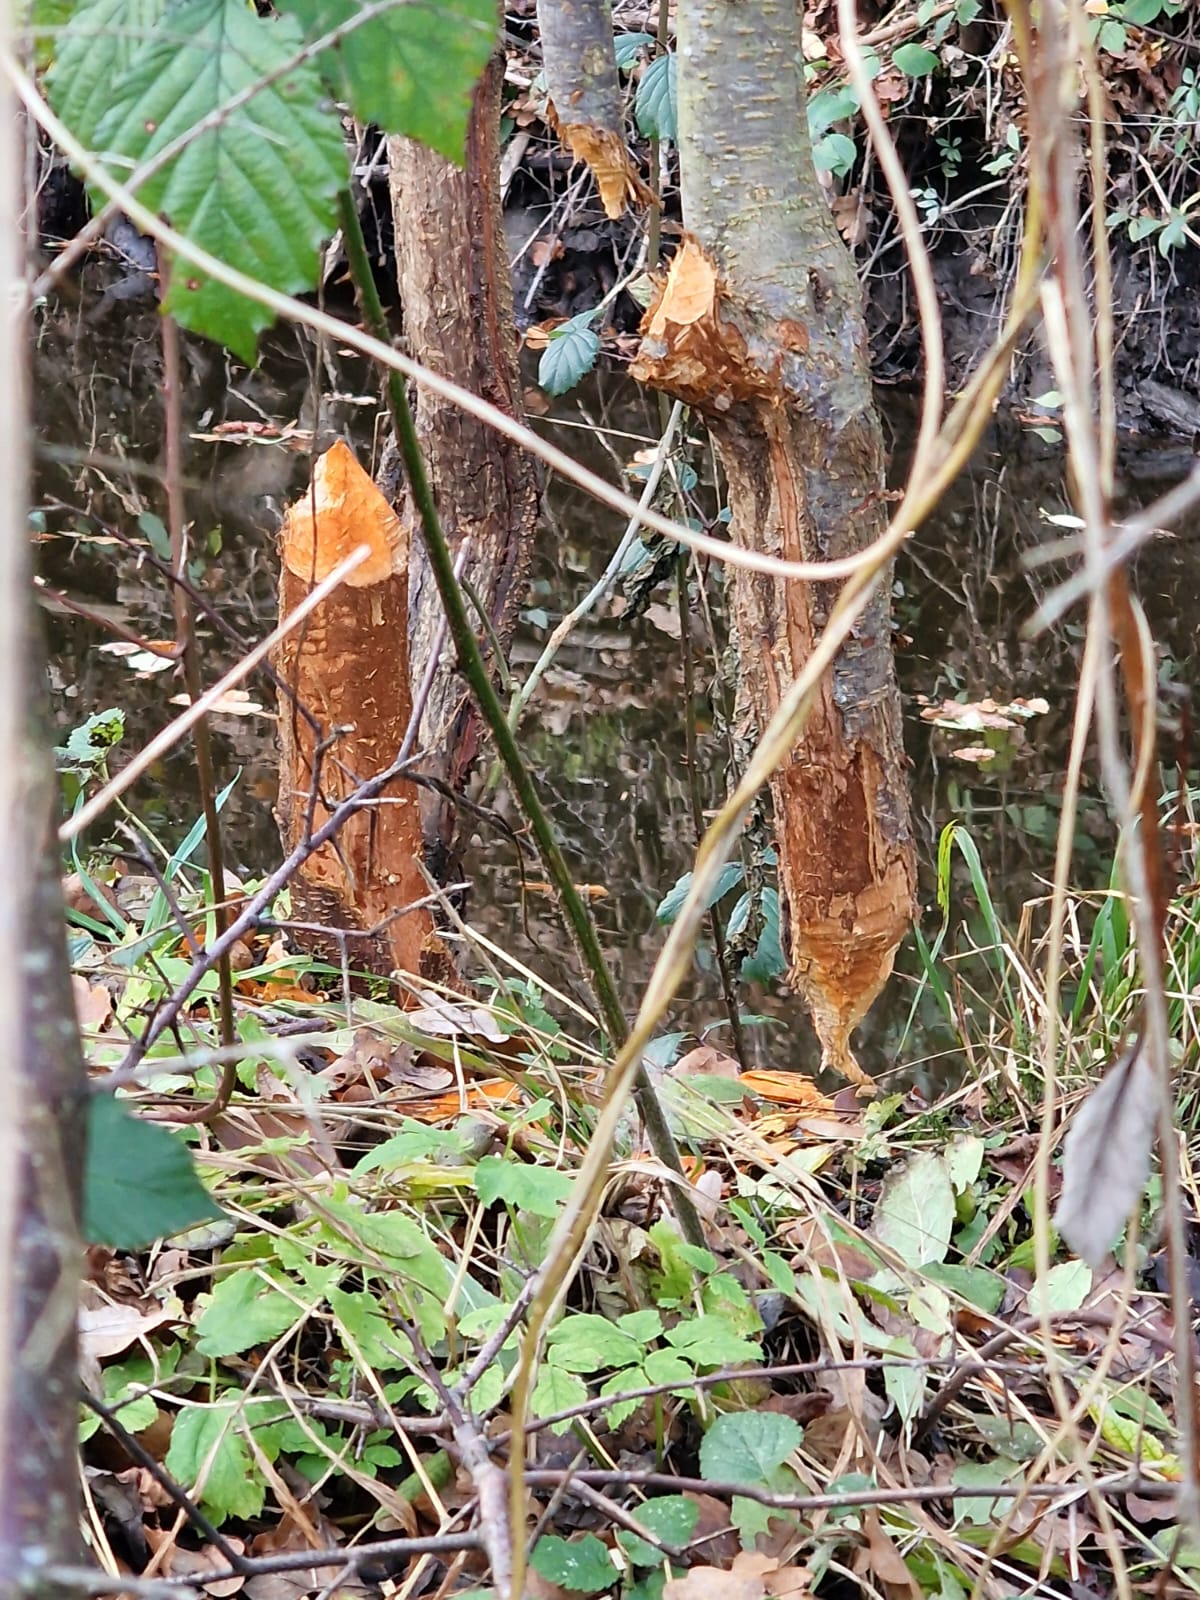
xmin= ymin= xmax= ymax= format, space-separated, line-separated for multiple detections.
xmin=871 ymin=1149 xmax=955 ymax=1268
xmin=635 ymin=50 xmax=677 ymax=141
xmin=194 ymin=1267 xmax=300 ymax=1358
xmin=475 ymin=1154 xmax=574 ymax=1218
xmin=84 ymin=1095 xmax=223 ymax=1249
xmin=84 ymin=0 xmax=347 ymax=362
xmin=618 ymin=1497 xmax=698 ymax=1567
xmin=281 ymin=0 xmax=496 ymax=159
xmin=166 ymin=1404 xmax=265 ymax=1523
xmin=699 ymin=1411 xmax=804 ymax=1485
xmin=530 ymin=1534 xmax=619 ymax=1595
xmin=46 ymin=0 xmax=167 ymax=147
xmin=539 ymin=313 xmax=600 ymax=397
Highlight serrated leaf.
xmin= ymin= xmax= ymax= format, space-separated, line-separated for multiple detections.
xmin=46 ymin=0 xmax=167 ymax=147
xmin=1055 ymin=1039 xmax=1157 ymax=1268
xmin=85 ymin=0 xmax=347 ymax=361
xmin=84 ymin=1095 xmax=223 ymax=1249
xmin=546 ymin=1313 xmax=642 ymax=1373
xmin=166 ymin=1404 xmax=265 ymax=1523
xmin=698 ymin=1411 xmax=803 ymax=1485
xmin=617 ymin=1496 xmax=698 ymax=1567
xmin=894 ymin=42 xmax=939 ymax=75
xmin=872 ymin=1150 xmax=955 ymax=1268
xmin=194 ymin=1267 xmax=300 ymax=1358
xmin=530 ymin=1534 xmax=619 ymax=1594
xmin=475 ymin=1154 xmax=574 ymax=1218
xmin=539 ymin=315 xmax=600 ymax=397
xmin=635 ymin=51 xmax=677 ymax=141
xmin=531 ymin=1364 xmax=587 ymax=1427
xmin=281 ymin=0 xmax=496 ymax=159
xmin=664 ymin=1313 xmax=760 ymax=1367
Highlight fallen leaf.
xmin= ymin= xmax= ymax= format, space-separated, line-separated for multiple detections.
xmin=1056 ymin=1037 xmax=1157 ymax=1268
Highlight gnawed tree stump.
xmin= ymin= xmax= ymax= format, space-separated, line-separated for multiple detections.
xmin=630 ymin=0 xmax=916 ymax=1090
xmin=275 ymin=440 xmax=440 ymax=985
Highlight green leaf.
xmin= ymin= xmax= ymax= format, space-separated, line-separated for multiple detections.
xmin=655 ymin=861 xmax=743 ymax=925
xmin=617 ymin=1497 xmax=698 ymax=1567
xmin=539 ymin=313 xmax=600 ymax=397
xmin=546 ymin=1313 xmax=642 ymax=1373
xmin=46 ymin=0 xmax=167 ymax=146
xmin=698 ymin=1411 xmax=803 ymax=1485
xmin=84 ymin=0 xmax=347 ymax=361
xmin=921 ymin=1262 xmax=1004 ymax=1313
xmin=883 ymin=1335 xmax=925 ymax=1428
xmin=893 ymin=42 xmax=939 ymax=76
xmin=328 ymin=1286 xmax=413 ymax=1369
xmin=194 ymin=1267 xmax=300 ymax=1358
xmin=664 ymin=1313 xmax=760 ymax=1367
xmin=531 ymin=1364 xmax=588 ymax=1426
xmin=166 ymin=1404 xmax=265 ymax=1523
xmin=281 ymin=0 xmax=496 ymax=159
xmin=740 ymin=887 xmax=786 ymax=983
xmin=614 ymin=30 xmax=655 ymax=69
xmin=84 ymin=1095 xmax=223 ymax=1249
xmin=812 ymin=132 xmax=858 ymax=177
xmin=474 ymin=1154 xmax=574 ymax=1218
xmin=871 ymin=1150 xmax=955 ymax=1268
xmin=530 ymin=1534 xmax=619 ymax=1594
xmin=1029 ymin=1259 xmax=1092 ymax=1315
xmin=617 ymin=1308 xmax=663 ymax=1343
xmin=635 ymin=51 xmax=677 ymax=141
xmin=808 ymin=83 xmax=859 ymax=140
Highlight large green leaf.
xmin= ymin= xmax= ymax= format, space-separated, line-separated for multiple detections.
xmin=81 ymin=0 xmax=347 ymax=360
xmin=84 ymin=1094 xmax=223 ymax=1249
xmin=282 ymin=0 xmax=497 ymax=160
xmin=45 ymin=0 xmax=167 ymax=146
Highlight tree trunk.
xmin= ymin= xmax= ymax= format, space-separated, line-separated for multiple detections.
xmin=630 ymin=0 xmax=915 ymax=1089
xmin=536 ymin=0 xmax=642 ymax=217
xmin=387 ymin=57 xmax=540 ymax=867
xmin=276 ymin=440 xmax=440 ymax=984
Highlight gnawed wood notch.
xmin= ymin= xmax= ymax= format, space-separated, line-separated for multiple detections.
xmin=632 ymin=230 xmax=915 ymax=1089
xmin=275 ymin=441 xmax=439 ymax=983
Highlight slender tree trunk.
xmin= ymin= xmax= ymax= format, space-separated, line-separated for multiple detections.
xmin=536 ymin=0 xmax=641 ymax=217
xmin=631 ymin=0 xmax=915 ymax=1088
xmin=387 ymin=57 xmax=539 ymax=867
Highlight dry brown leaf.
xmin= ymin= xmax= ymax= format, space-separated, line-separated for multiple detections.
xmin=73 ymin=974 xmax=113 ymax=1031
xmin=647 ymin=237 xmax=717 ymax=334
xmin=672 ymin=1044 xmax=742 ymax=1080
xmin=739 ymin=1070 xmax=833 ymax=1110
xmin=1056 ymin=1037 xmax=1157 ymax=1268
xmin=280 ymin=438 xmax=404 ymax=587
xmin=664 ymin=1564 xmax=765 ymax=1600
xmin=78 ymin=1294 xmax=179 ymax=1362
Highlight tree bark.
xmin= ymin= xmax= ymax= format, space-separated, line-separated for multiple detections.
xmin=276 ymin=440 xmax=441 ymax=984
xmin=631 ymin=0 xmax=915 ymax=1089
xmin=387 ymin=57 xmax=540 ymax=867
xmin=536 ymin=0 xmax=642 ymax=217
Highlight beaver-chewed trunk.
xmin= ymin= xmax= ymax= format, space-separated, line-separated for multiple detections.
xmin=630 ymin=0 xmax=915 ymax=1090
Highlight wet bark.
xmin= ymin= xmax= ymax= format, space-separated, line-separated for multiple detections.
xmin=631 ymin=0 xmax=915 ymax=1088
xmin=536 ymin=0 xmax=641 ymax=217
xmin=276 ymin=441 xmax=441 ymax=984
xmin=387 ymin=57 xmax=539 ymax=866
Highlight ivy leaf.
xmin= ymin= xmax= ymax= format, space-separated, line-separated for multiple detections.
xmin=635 ymin=51 xmax=677 ymax=141
xmin=84 ymin=1095 xmax=223 ymax=1249
xmin=281 ymin=0 xmax=496 ymax=159
xmin=166 ymin=1404 xmax=266 ymax=1524
xmin=194 ymin=1268 xmax=300 ymax=1358
xmin=86 ymin=0 xmax=347 ymax=361
xmin=699 ymin=1411 xmax=804 ymax=1485
xmin=893 ymin=42 xmax=939 ymax=75
xmin=539 ymin=313 xmax=600 ymax=397
xmin=46 ymin=0 xmax=167 ymax=147
xmin=530 ymin=1534 xmax=619 ymax=1595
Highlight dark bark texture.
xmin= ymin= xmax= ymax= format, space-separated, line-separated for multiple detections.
xmin=387 ymin=57 xmax=540 ymax=865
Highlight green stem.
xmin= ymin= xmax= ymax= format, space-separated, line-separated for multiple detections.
xmin=336 ymin=189 xmax=704 ymax=1248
